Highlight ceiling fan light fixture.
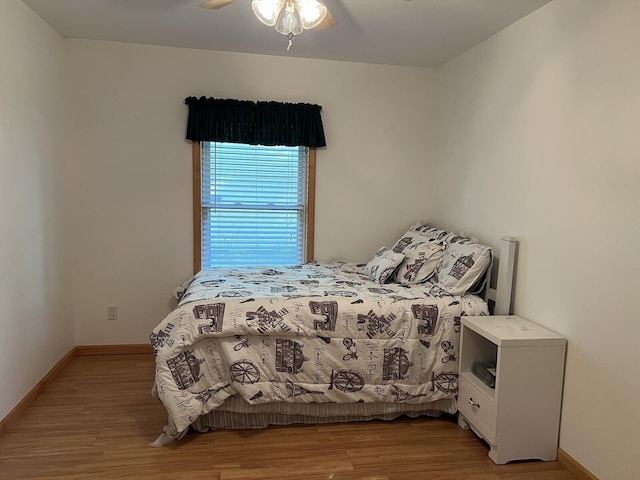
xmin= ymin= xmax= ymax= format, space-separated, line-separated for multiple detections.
xmin=253 ymin=0 xmax=327 ymax=33
xmin=251 ymin=0 xmax=331 ymax=50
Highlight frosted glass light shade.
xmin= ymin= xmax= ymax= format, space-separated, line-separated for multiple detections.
xmin=297 ymin=0 xmax=327 ymax=29
xmin=275 ymin=1 xmax=303 ymax=35
xmin=252 ymin=0 xmax=284 ymax=27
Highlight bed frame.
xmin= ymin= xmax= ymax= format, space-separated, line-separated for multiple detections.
xmin=484 ymin=236 xmax=519 ymax=316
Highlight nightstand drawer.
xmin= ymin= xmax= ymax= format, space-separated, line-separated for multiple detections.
xmin=458 ymin=377 xmax=497 ymax=436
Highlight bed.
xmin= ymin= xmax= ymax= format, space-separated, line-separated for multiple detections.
xmin=150 ymin=224 xmax=518 ymax=445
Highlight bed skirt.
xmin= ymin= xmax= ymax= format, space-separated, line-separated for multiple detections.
xmin=192 ymin=395 xmax=457 ymax=431
xmin=153 ymin=394 xmax=457 ymax=445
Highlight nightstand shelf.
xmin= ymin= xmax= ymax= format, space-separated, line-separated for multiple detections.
xmin=457 ymin=315 xmax=566 ymax=464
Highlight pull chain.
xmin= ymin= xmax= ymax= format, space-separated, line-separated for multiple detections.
xmin=287 ymin=32 xmax=294 ymax=51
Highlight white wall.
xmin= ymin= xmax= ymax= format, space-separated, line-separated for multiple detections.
xmin=63 ymin=40 xmax=436 ymax=345
xmin=0 ymin=1 xmax=73 ymax=420
xmin=434 ymin=1 xmax=640 ymax=478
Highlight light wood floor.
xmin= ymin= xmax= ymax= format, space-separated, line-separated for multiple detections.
xmin=0 ymin=354 xmax=580 ymax=479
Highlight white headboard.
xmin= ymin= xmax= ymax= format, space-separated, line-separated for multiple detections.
xmin=483 ymin=236 xmax=519 ymax=315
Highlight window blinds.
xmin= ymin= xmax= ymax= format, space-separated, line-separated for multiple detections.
xmin=201 ymin=142 xmax=309 ymax=268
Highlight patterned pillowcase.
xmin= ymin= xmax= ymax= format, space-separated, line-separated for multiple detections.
xmin=362 ymin=247 xmax=405 ymax=284
xmin=441 ymin=231 xmax=480 ymax=246
xmin=393 ymin=241 xmax=445 ymax=285
xmin=391 ymin=223 xmax=449 ymax=254
xmin=432 ymin=241 xmax=492 ymax=295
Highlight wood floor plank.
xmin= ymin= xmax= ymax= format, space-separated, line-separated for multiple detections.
xmin=0 ymin=354 xmax=582 ymax=479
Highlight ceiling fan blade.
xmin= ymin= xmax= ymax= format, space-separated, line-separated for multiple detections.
xmin=199 ymin=0 xmax=238 ymax=9
xmin=314 ymin=6 xmax=337 ymax=31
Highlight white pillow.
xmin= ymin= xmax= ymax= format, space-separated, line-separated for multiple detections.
xmin=362 ymin=247 xmax=405 ymax=284
xmin=393 ymin=241 xmax=445 ymax=285
xmin=432 ymin=241 xmax=492 ymax=295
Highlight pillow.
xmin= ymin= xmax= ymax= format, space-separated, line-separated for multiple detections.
xmin=393 ymin=241 xmax=445 ymax=285
xmin=410 ymin=223 xmax=448 ymax=239
xmin=391 ymin=223 xmax=448 ymax=254
xmin=441 ymin=231 xmax=479 ymax=246
xmin=362 ymin=247 xmax=405 ymax=284
xmin=432 ymin=241 xmax=492 ymax=295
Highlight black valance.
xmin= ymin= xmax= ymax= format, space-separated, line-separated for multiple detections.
xmin=185 ymin=96 xmax=326 ymax=148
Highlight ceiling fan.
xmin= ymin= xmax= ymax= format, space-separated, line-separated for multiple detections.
xmin=199 ymin=0 xmax=337 ymax=49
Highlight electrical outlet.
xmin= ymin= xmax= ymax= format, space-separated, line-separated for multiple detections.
xmin=107 ymin=305 xmax=118 ymax=321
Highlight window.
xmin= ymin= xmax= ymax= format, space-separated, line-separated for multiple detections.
xmin=193 ymin=142 xmax=316 ymax=271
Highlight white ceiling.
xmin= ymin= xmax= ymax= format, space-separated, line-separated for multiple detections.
xmin=23 ymin=0 xmax=552 ymax=68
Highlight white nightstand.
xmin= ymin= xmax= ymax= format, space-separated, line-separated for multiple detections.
xmin=457 ymin=315 xmax=566 ymax=464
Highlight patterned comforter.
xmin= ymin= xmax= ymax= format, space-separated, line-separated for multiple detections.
xmin=150 ymin=262 xmax=488 ymax=442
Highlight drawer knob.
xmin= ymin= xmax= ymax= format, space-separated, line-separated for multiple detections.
xmin=468 ymin=398 xmax=480 ymax=408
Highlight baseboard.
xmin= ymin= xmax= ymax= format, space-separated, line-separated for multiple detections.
xmin=557 ymin=448 xmax=599 ymax=480
xmin=75 ymin=344 xmax=153 ymax=356
xmin=0 ymin=346 xmax=77 ymax=436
